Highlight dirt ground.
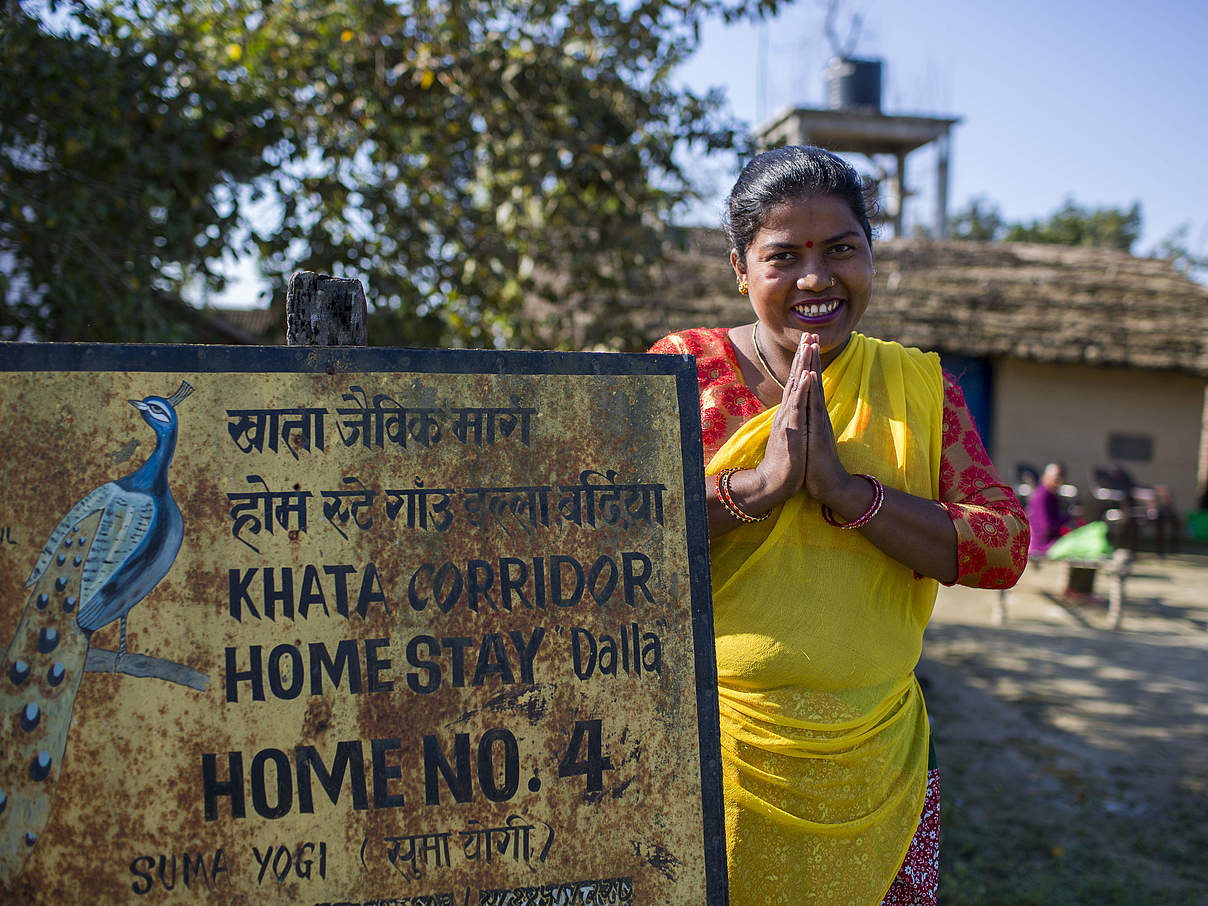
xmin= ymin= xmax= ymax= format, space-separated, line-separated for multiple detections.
xmin=920 ymin=551 xmax=1208 ymax=905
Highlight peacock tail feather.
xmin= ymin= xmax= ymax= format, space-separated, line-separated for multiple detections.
xmin=0 ymin=509 xmax=102 ymax=885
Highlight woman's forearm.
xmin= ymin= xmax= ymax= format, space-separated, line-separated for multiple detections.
xmin=705 ymin=467 xmax=788 ymax=536
xmin=818 ymin=474 xmax=958 ymax=583
xmin=706 ymin=469 xmax=959 ymax=584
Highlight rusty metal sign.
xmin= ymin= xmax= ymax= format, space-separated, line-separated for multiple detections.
xmin=0 ymin=344 xmax=723 ymax=905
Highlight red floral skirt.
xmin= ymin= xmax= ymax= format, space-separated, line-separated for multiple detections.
xmin=881 ymin=768 xmax=940 ymax=905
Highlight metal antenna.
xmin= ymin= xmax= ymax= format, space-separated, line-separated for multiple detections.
xmin=824 ymin=0 xmax=864 ymax=58
xmin=757 ymin=22 xmax=769 ymax=125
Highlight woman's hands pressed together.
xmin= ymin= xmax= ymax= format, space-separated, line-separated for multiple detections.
xmin=748 ymin=332 xmax=811 ymax=508
xmin=796 ymin=334 xmax=862 ymax=507
xmin=714 ymin=332 xmax=872 ymax=525
xmin=707 ymin=331 xmax=958 ymax=583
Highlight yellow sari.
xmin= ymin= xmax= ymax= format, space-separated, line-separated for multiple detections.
xmin=706 ymin=332 xmax=944 ymax=905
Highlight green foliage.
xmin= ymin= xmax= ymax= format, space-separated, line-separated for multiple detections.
xmin=0 ymin=1 xmax=283 ymax=341
xmin=1152 ymin=223 xmax=1208 ymax=278
xmin=949 ymin=196 xmax=1005 ymax=241
xmin=2 ymin=0 xmax=782 ymax=346
xmin=1003 ymin=198 xmax=1142 ymax=253
xmin=950 ymin=196 xmax=1143 ymax=253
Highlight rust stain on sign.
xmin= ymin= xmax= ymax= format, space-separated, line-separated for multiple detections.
xmin=0 ymin=349 xmax=720 ymax=905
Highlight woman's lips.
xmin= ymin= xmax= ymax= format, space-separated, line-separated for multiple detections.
xmin=790 ymin=298 xmax=842 ymax=324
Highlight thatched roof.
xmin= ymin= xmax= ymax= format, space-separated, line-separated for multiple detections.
xmin=204 ymin=235 xmax=1208 ymax=376
xmin=205 ymin=304 xmax=285 ymax=345
xmin=629 ymin=230 xmax=1208 ymax=376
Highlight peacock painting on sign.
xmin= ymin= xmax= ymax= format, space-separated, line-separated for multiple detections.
xmin=0 ymin=380 xmax=208 ymax=885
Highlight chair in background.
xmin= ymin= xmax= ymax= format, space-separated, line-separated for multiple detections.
xmin=1091 ymin=465 xmax=1150 ymax=550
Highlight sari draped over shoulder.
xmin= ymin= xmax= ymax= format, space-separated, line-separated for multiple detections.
xmin=705 ymin=332 xmax=945 ymax=906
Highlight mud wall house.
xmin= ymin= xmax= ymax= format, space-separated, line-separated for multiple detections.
xmin=620 ymin=230 xmax=1208 ymax=514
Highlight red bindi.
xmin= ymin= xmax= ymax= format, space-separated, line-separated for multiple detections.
xmin=805 ymin=241 xmax=813 ymax=248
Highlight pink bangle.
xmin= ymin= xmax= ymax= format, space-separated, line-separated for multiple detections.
xmin=821 ymin=474 xmax=884 ymax=529
xmin=716 ymin=468 xmax=771 ymax=524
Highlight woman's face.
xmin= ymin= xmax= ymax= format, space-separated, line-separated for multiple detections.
xmin=732 ymin=193 xmax=873 ymax=368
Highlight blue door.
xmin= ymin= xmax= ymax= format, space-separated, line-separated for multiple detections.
xmin=938 ymin=354 xmax=994 ymax=455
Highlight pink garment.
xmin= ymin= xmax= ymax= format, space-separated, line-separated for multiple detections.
xmin=1027 ymin=482 xmax=1066 ymax=555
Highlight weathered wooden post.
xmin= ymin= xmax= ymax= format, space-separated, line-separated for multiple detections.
xmin=285 ymin=271 xmax=368 ymax=346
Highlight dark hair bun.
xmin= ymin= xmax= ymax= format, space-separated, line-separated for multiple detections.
xmin=724 ymin=146 xmax=877 ymax=262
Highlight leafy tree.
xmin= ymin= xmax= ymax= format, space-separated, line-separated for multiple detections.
xmin=2 ymin=0 xmax=782 ymax=347
xmin=1 ymin=2 xmax=283 ymax=341
xmin=1003 ymin=198 xmax=1142 ymax=253
xmin=949 ymin=196 xmax=1005 ymax=241
xmin=1152 ymin=223 xmax=1208 ymax=278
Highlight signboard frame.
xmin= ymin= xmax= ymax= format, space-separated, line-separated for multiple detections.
xmin=0 ymin=342 xmax=726 ymax=905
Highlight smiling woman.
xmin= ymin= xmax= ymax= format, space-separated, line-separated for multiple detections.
xmin=737 ymin=193 xmax=873 ymax=374
xmin=727 ymin=151 xmax=876 ymax=377
xmin=648 ymin=145 xmax=1029 ymax=906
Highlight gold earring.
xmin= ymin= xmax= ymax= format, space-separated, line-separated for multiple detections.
xmin=737 ymin=276 xmax=748 ymax=296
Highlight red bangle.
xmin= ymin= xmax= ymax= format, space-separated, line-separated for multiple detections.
xmin=821 ymin=474 xmax=884 ymax=529
xmin=716 ymin=468 xmax=771 ymax=524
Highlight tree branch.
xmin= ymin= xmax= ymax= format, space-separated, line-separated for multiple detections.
xmin=85 ymin=647 xmax=210 ymax=691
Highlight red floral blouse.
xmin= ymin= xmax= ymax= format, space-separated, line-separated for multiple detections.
xmin=650 ymin=327 xmax=1029 ymax=589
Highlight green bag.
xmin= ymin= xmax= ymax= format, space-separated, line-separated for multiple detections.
xmin=1045 ymin=520 xmax=1113 ymax=561
xmin=1189 ymin=510 xmax=1208 ymax=542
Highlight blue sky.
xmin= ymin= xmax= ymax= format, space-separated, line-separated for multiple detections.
xmin=676 ymin=0 xmax=1208 ymax=255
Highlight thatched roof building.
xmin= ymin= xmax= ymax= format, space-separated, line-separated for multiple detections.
xmin=213 ymin=233 xmax=1208 ymax=378
xmin=629 ymin=230 xmax=1208 ymax=514
xmin=209 ymin=236 xmax=1208 ymax=512
xmin=627 ymin=230 xmax=1208 ymax=377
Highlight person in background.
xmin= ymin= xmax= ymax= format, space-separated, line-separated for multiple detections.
xmin=1027 ymin=462 xmax=1069 ymax=556
xmin=649 ymin=146 xmax=1028 ymax=906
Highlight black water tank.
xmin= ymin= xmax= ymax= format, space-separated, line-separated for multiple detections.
xmin=826 ymin=57 xmax=882 ymax=111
